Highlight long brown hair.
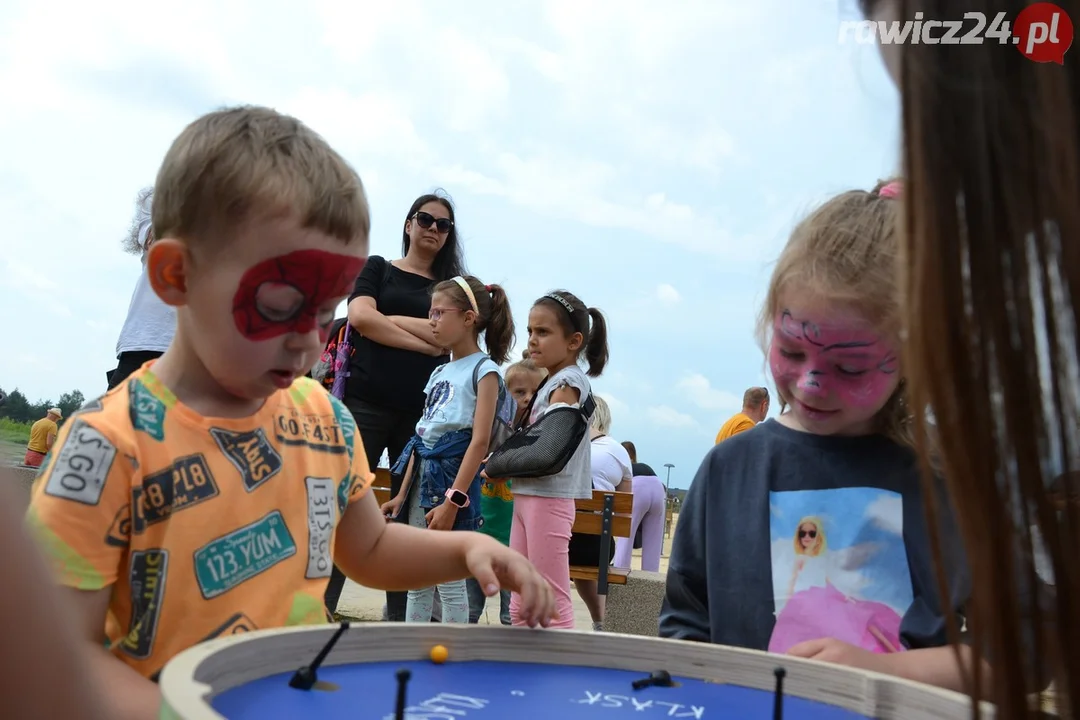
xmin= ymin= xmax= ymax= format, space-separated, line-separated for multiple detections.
xmin=895 ymin=0 xmax=1080 ymax=716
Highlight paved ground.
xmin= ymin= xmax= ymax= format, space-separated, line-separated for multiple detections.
xmin=336 ymin=525 xmax=676 ymax=629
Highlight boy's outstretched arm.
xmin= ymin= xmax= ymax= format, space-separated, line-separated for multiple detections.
xmin=67 ymin=587 xmax=164 ymax=720
xmin=334 ymin=490 xmax=557 ymax=627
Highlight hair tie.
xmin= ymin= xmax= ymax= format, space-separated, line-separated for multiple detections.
xmin=484 ymin=284 xmax=492 ymax=292
xmin=451 ymin=276 xmax=479 ymax=313
xmin=878 ymin=181 xmax=902 ymax=199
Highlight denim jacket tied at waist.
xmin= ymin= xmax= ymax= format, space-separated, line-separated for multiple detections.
xmin=392 ymin=428 xmax=484 ymax=531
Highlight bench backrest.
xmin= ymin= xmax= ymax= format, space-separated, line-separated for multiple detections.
xmin=368 ymin=471 xmax=632 ymax=540
xmin=573 ymin=490 xmax=632 ymax=538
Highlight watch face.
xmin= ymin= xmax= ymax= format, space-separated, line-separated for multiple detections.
xmin=450 ymin=490 xmax=468 ymax=506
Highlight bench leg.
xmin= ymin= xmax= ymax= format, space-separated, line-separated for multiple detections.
xmin=597 ymin=494 xmax=613 ymax=596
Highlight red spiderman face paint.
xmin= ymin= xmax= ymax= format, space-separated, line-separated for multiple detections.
xmin=232 ymin=250 xmax=364 ymax=343
xmin=768 ymin=307 xmax=899 ymax=433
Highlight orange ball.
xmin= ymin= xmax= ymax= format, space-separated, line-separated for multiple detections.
xmin=430 ymin=644 xmax=449 ymax=664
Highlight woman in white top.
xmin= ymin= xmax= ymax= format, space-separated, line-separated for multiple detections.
xmin=107 ymin=188 xmax=176 ymax=389
xmin=570 ymin=396 xmax=631 ymax=630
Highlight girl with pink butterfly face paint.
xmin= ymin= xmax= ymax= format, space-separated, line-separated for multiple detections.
xmin=759 ymin=178 xmax=909 ymax=441
xmin=768 ymin=306 xmax=901 ymax=436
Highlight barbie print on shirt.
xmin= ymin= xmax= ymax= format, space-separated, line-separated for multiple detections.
xmin=768 ymin=486 xmax=914 ymax=655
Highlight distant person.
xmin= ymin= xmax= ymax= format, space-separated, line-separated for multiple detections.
xmin=23 ymin=407 xmax=61 ymax=467
xmin=615 ymin=441 xmax=666 ymax=573
xmin=715 ymin=387 xmax=770 ymax=443
xmin=108 ymin=188 xmax=177 ymax=389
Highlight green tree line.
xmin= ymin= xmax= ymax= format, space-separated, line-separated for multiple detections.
xmin=0 ymin=387 xmax=85 ymax=425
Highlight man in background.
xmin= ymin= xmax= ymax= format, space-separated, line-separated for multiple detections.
xmin=715 ymin=387 xmax=769 ymax=444
xmin=23 ymin=407 xmax=61 ymax=467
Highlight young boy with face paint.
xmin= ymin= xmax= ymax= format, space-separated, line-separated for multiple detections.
xmin=659 ymin=179 xmax=977 ymax=693
xmin=24 ymin=106 xmax=557 ymax=720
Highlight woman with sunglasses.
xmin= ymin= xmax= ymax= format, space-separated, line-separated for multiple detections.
xmin=324 ymin=192 xmax=467 ymax=619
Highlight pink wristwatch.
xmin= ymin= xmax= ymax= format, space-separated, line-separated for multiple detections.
xmin=445 ymin=488 xmax=470 ymax=508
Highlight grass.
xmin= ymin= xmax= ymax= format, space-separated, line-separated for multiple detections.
xmin=0 ymin=418 xmax=31 ymax=445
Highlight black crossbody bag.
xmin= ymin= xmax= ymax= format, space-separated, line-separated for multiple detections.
xmin=483 ymin=375 xmax=596 ymax=479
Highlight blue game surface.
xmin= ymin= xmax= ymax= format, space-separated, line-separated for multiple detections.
xmin=211 ymin=659 xmax=871 ymax=719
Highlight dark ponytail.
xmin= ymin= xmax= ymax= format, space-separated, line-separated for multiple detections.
xmin=484 ymin=284 xmax=515 ymax=365
xmin=583 ymin=307 xmax=608 ymax=377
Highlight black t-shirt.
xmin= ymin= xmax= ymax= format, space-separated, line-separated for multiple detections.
xmin=632 ymin=462 xmax=657 ymax=477
xmin=344 ymin=256 xmax=447 ymax=414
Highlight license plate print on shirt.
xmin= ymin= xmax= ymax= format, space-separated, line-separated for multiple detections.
xmin=304 ymin=476 xmax=336 ymax=579
xmin=194 ymin=511 xmax=297 ymax=599
xmin=44 ymin=419 xmax=118 ymax=506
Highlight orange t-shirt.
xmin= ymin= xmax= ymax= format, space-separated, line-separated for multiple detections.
xmin=715 ymin=412 xmax=756 ymax=444
xmin=26 ymin=367 xmax=373 ymax=679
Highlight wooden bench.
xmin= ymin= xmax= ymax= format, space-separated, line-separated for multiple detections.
xmin=568 ymin=489 xmax=634 ymax=596
xmin=367 ymin=471 xmax=633 ymax=595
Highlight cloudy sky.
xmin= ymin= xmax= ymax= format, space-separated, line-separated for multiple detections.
xmin=0 ymin=0 xmax=899 ymax=488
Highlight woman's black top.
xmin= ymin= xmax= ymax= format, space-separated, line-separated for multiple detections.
xmin=344 ymin=255 xmax=448 ymax=414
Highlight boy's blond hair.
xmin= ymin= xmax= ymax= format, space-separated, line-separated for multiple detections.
xmin=152 ymin=105 xmax=370 ymax=248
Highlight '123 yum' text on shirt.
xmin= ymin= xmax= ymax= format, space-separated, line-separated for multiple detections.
xmin=27 ymin=365 xmax=373 ymax=679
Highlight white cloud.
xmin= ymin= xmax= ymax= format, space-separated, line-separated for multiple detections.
xmin=431 ymin=155 xmax=757 ymax=258
xmin=597 ymin=392 xmax=629 ymax=420
xmin=676 ymin=374 xmax=743 ymax=413
xmin=280 ymin=88 xmax=430 ymax=163
xmin=655 ymin=284 xmax=680 ymax=306
xmin=864 ymin=495 xmax=904 ymax=535
xmin=647 ymin=405 xmax=699 ymax=430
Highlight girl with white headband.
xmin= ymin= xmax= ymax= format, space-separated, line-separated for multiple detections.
xmin=380 ymin=274 xmax=517 ymax=623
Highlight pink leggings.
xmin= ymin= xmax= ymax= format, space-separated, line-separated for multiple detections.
xmin=509 ymin=494 xmax=576 ymax=628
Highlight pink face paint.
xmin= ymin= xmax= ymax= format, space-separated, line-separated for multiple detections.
xmin=768 ymin=309 xmax=898 ymax=410
xmin=233 ymin=250 xmax=365 ymax=343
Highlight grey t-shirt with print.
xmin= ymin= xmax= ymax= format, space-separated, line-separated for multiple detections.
xmin=510 ymin=364 xmax=594 ymax=501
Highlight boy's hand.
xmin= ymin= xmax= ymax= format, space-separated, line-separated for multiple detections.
xmin=425 ymin=502 xmax=458 ymax=531
xmin=787 ymin=638 xmax=889 ymax=673
xmin=464 ymin=538 xmax=557 ymax=627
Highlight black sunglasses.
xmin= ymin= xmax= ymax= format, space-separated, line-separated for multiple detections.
xmin=799 ymin=529 xmax=817 ymax=539
xmin=414 ymin=211 xmax=453 ymax=234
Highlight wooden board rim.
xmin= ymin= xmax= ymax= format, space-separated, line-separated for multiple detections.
xmin=158 ymin=624 xmax=994 ymax=720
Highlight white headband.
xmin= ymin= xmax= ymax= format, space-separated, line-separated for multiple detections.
xmin=452 ymin=276 xmax=479 ymax=313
